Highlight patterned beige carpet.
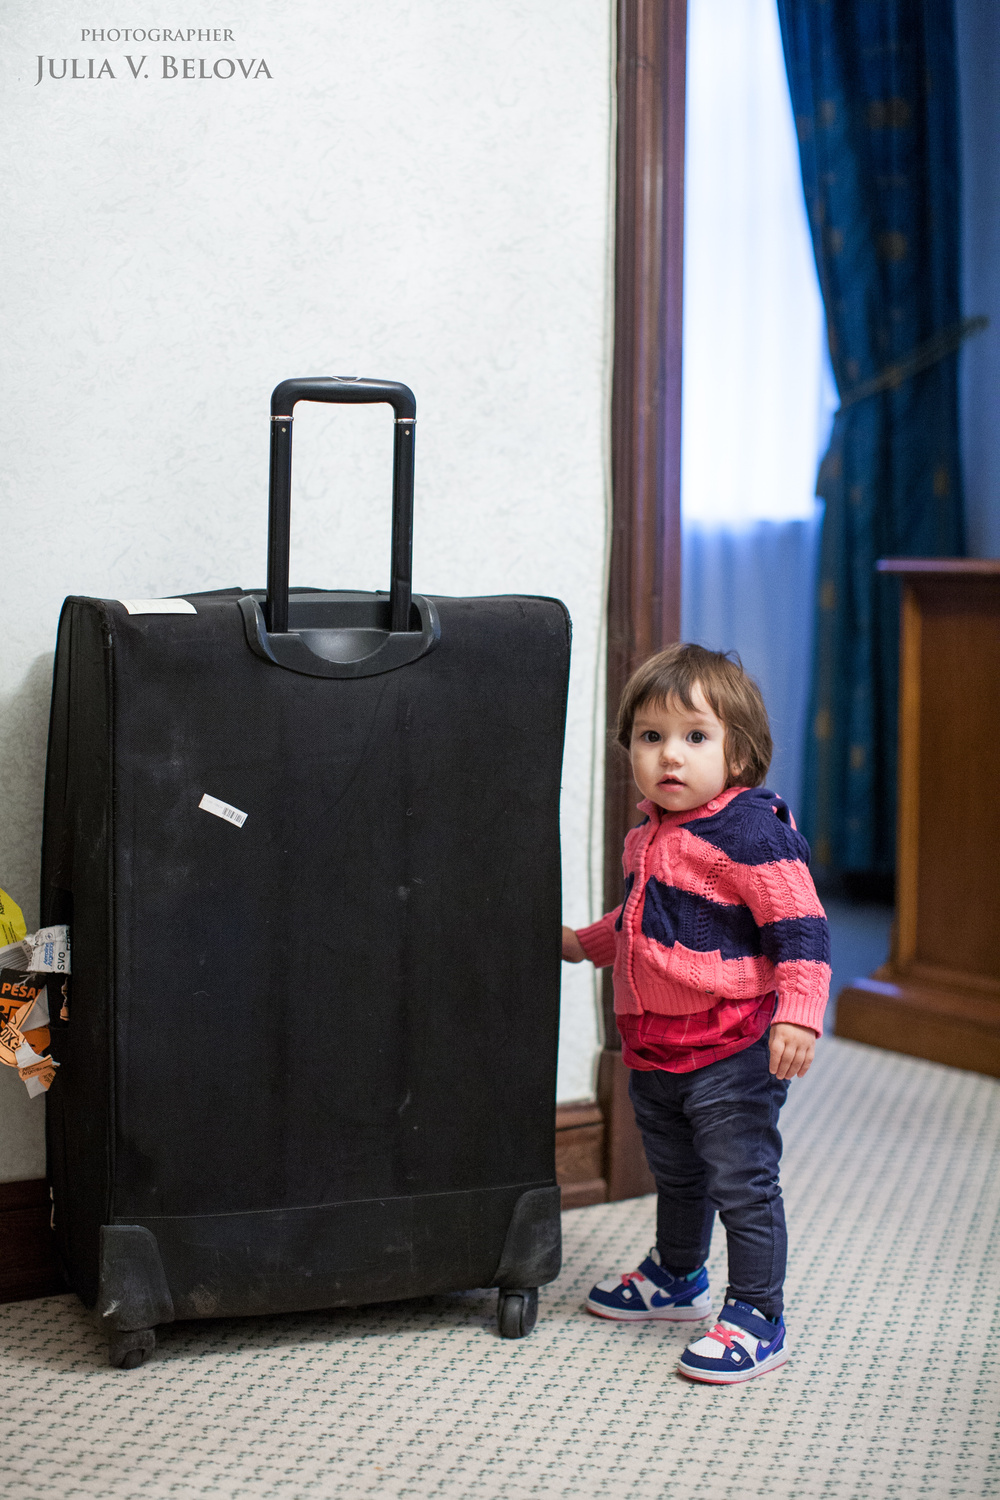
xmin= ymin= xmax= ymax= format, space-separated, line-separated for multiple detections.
xmin=2 ymin=1038 xmax=999 ymax=1499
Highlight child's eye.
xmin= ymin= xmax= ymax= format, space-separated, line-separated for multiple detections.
xmin=640 ymin=730 xmax=661 ymax=743
xmin=688 ymin=731 xmax=706 ymax=744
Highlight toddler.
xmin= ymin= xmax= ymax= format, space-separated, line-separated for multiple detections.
xmin=563 ymin=644 xmax=829 ymax=1383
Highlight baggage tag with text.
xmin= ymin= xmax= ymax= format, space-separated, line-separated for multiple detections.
xmin=0 ymin=968 xmax=57 ymax=1096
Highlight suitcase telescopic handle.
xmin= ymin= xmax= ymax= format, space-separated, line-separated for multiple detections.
xmin=266 ymin=377 xmax=417 ymax=635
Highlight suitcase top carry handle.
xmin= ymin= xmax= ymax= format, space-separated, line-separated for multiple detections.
xmin=266 ymin=377 xmax=417 ymax=635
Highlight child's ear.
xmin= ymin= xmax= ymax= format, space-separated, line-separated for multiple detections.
xmin=725 ymin=733 xmax=746 ymax=784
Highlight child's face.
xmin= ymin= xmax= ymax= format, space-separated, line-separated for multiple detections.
xmin=629 ymin=684 xmax=732 ymax=813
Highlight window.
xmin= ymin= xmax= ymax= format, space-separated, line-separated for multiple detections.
xmin=681 ymin=0 xmax=836 ymax=529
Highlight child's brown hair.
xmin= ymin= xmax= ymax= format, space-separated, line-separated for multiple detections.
xmin=616 ymin=643 xmax=773 ymax=788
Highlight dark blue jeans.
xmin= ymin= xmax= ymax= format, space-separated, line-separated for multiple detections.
xmin=628 ymin=1031 xmax=790 ymax=1319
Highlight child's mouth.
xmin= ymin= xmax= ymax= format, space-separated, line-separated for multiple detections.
xmin=659 ymin=776 xmax=683 ymax=786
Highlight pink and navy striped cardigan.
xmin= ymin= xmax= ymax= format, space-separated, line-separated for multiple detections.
xmin=576 ymin=785 xmax=831 ymax=1052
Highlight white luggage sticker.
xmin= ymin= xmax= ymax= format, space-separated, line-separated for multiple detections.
xmin=28 ymin=926 xmax=71 ymax=975
xmin=0 ymin=939 xmax=32 ymax=970
xmin=119 ymin=598 xmax=197 ymax=615
xmin=198 ymin=793 xmax=248 ymax=828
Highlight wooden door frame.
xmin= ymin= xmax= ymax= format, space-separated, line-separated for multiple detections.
xmin=599 ymin=0 xmax=687 ymax=1201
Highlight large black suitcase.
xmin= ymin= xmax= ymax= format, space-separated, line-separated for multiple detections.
xmin=42 ymin=378 xmax=571 ymax=1367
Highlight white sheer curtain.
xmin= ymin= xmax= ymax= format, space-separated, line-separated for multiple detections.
xmin=681 ymin=0 xmax=838 ymax=815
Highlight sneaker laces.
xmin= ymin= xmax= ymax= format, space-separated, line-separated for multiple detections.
xmin=704 ymin=1320 xmax=744 ymax=1349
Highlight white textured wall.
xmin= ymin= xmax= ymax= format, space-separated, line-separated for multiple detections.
xmin=0 ymin=0 xmax=613 ymax=1178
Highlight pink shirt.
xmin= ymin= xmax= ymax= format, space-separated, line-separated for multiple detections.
xmin=615 ymin=994 xmax=776 ymax=1073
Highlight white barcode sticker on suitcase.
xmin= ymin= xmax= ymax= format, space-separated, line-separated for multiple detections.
xmin=28 ymin=926 xmax=71 ymax=975
xmin=198 ymin=794 xmax=248 ymax=828
xmin=119 ymin=598 xmax=197 ymax=615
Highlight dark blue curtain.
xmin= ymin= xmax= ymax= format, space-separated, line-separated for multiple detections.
xmin=776 ymin=1 xmax=965 ymax=882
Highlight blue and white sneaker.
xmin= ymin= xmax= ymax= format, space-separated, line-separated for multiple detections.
xmin=678 ymin=1300 xmax=788 ymax=1383
xmin=585 ymin=1248 xmax=711 ymax=1322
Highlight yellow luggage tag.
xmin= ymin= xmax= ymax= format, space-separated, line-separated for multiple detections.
xmin=0 ymin=886 xmax=27 ymax=948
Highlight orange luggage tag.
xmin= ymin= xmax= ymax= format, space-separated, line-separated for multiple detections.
xmin=0 ymin=888 xmax=60 ymax=1096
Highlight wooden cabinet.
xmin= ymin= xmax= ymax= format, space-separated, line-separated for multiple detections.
xmin=836 ymin=560 xmax=1000 ymax=1075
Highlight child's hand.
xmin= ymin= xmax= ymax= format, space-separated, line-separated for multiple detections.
xmin=562 ymin=926 xmax=586 ymax=963
xmin=768 ymin=1022 xmax=816 ymax=1079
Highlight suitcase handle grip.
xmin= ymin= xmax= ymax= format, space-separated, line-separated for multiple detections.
xmin=266 ymin=377 xmax=417 ymax=634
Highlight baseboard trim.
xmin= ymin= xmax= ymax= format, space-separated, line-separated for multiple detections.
xmin=554 ymin=1102 xmax=608 ymax=1207
xmin=597 ymin=1048 xmax=656 ymax=1201
xmin=0 ymin=1179 xmax=66 ymax=1304
xmin=835 ymin=975 xmax=1000 ymax=1077
xmin=560 ymin=1178 xmax=608 ymax=1210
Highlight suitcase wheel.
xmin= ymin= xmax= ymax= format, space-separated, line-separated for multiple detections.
xmin=497 ymin=1288 xmax=539 ymax=1339
xmin=108 ymin=1327 xmax=156 ymax=1370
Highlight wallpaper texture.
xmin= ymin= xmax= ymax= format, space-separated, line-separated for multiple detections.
xmin=0 ymin=0 xmax=613 ymax=1177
